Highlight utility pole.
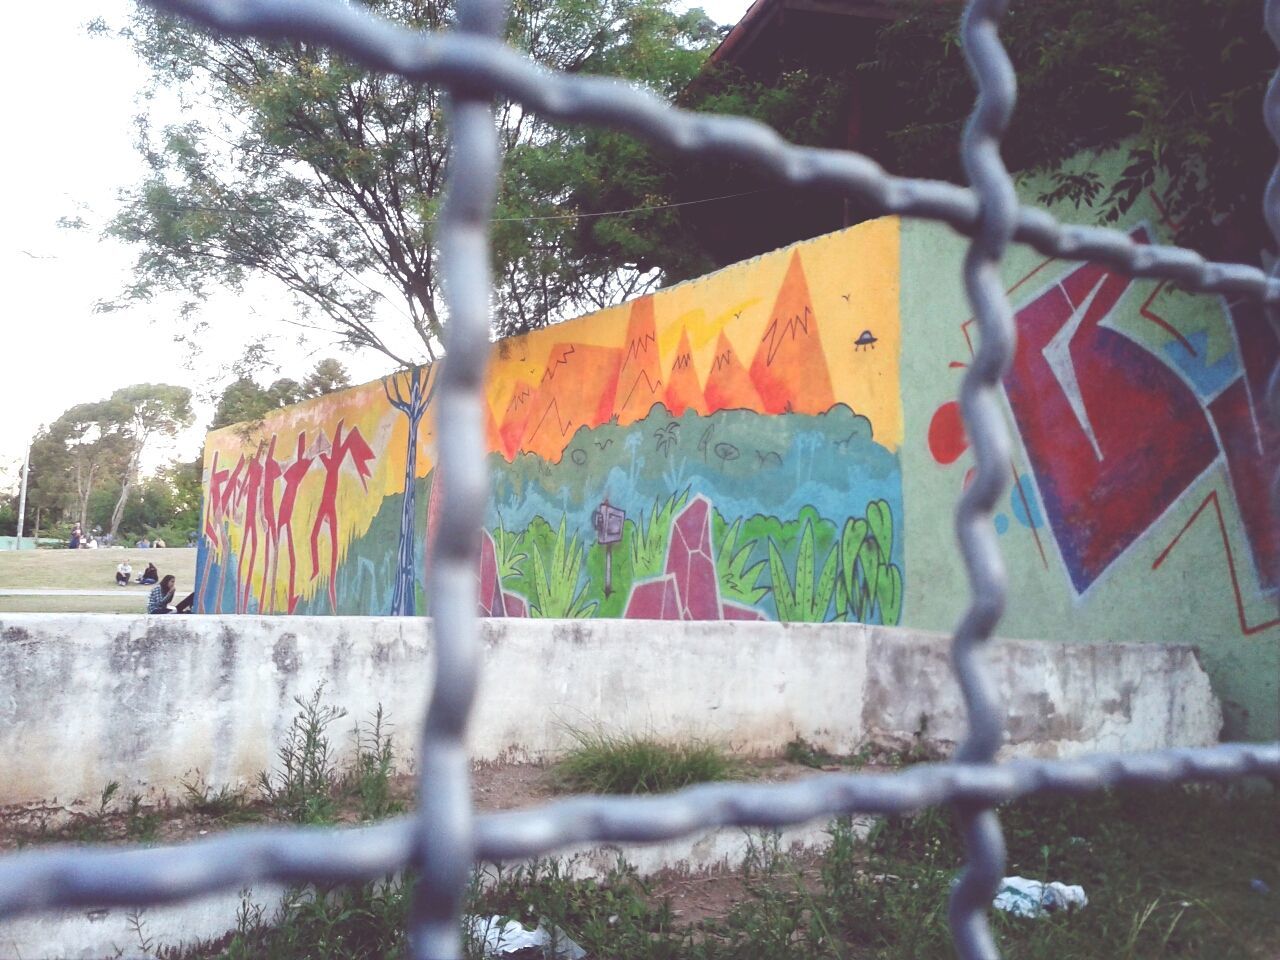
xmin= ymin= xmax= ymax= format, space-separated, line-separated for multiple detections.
xmin=14 ymin=441 xmax=30 ymax=548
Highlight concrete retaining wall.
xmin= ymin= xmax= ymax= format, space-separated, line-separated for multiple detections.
xmin=0 ymin=615 xmax=1222 ymax=806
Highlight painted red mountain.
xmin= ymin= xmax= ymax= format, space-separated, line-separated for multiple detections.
xmin=703 ymin=331 xmax=762 ymax=412
xmin=497 ymin=380 xmax=535 ymax=460
xmin=664 ymin=327 xmax=708 ymax=417
xmin=749 ymin=252 xmax=835 ymax=414
xmin=615 ymin=296 xmax=664 ymax=423
xmin=520 ymin=343 xmax=622 ymax=460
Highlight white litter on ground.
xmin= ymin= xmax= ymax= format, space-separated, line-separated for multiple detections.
xmin=992 ymin=876 xmax=1088 ymax=919
xmin=468 ymin=915 xmax=587 ymax=958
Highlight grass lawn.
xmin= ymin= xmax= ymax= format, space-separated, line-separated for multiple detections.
xmin=0 ymin=547 xmax=197 ymax=592
xmin=0 ymin=594 xmax=153 ymax=614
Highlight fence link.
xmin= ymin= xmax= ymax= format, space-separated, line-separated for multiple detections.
xmin=2 ymin=0 xmax=1280 ymax=957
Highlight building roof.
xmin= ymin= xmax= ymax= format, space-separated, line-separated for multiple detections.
xmin=708 ymin=0 xmax=895 ymax=73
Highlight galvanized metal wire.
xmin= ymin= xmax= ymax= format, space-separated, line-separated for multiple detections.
xmin=1 ymin=1 xmax=1279 ymax=958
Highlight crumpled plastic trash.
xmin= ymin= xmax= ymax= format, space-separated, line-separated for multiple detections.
xmin=992 ymin=876 xmax=1088 ymax=919
xmin=468 ymin=915 xmax=588 ymax=959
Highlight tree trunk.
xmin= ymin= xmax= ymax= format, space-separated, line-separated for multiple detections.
xmin=108 ymin=475 xmax=134 ymax=540
xmin=33 ymin=507 xmax=41 ymax=541
xmin=390 ymin=369 xmax=428 ymax=616
xmin=75 ymin=462 xmax=96 ymax=531
xmin=109 ymin=444 xmax=145 ymax=540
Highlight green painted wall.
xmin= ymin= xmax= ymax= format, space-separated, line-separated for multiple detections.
xmin=899 ymin=150 xmax=1280 ymax=741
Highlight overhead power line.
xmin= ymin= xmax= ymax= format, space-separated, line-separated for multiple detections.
xmin=107 ymin=187 xmax=769 ymax=226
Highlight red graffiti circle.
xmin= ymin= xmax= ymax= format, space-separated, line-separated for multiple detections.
xmin=928 ymin=401 xmax=968 ymax=464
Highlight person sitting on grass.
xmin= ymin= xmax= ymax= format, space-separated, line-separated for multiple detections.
xmin=148 ymin=575 xmax=176 ymax=614
xmin=137 ymin=562 xmax=159 ymax=585
xmin=115 ymin=560 xmax=132 ymax=586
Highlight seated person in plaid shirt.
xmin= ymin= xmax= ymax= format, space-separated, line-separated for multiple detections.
xmin=148 ymin=575 xmax=176 ymax=614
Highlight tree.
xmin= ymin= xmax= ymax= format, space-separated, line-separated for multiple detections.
xmin=302 ymin=357 xmax=351 ymax=398
xmin=863 ymin=0 xmax=1273 ymax=262
xmin=28 ymin=402 xmax=130 ymax=530
xmin=211 ymin=357 xmax=353 ymax=430
xmin=104 ymin=384 xmax=195 ymax=539
xmin=100 ymin=0 xmax=720 ymax=361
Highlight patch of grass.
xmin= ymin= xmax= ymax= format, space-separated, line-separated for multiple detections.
xmin=783 ymin=736 xmax=841 ymax=769
xmin=0 ymin=547 xmax=197 ymax=591
xmin=125 ymin=793 xmax=162 ymax=843
xmin=345 ymin=705 xmax=404 ymax=821
xmin=181 ymin=772 xmax=260 ymax=824
xmin=783 ymin=724 xmax=940 ymax=772
xmin=0 ymin=594 xmax=151 ymax=614
xmin=553 ymin=726 xmax=736 ymax=794
xmin=257 ymin=683 xmax=348 ymax=824
xmin=71 ymin=781 xmax=120 ymax=844
xmin=167 ymin=782 xmax=1279 ymax=960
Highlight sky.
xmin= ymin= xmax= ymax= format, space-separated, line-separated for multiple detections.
xmin=0 ymin=0 xmax=753 ymax=489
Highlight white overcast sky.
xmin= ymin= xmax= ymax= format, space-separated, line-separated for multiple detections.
xmin=0 ymin=0 xmax=752 ymax=488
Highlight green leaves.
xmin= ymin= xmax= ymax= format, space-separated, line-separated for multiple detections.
xmin=493 ymin=523 xmax=529 ymax=584
xmin=770 ymin=500 xmax=904 ymax=626
xmin=715 ymin=517 xmax=769 ymax=606
xmin=530 ymin=516 xmax=598 ymax=618
xmin=628 ymin=489 xmax=690 ymax=579
xmin=768 ymin=518 xmax=839 ymax=623
xmin=109 ymin=0 xmax=723 ymax=356
xmin=872 ymin=0 xmax=1274 ymax=258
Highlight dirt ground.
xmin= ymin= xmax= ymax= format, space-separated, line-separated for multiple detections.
xmin=0 ymin=757 xmax=852 ymax=855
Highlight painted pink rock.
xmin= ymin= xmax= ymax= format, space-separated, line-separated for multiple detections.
xmin=477 ymin=529 xmax=506 ymax=617
xmin=722 ymin=602 xmax=766 ymax=621
xmin=623 ymin=494 xmax=765 ymax=622
xmin=623 ymin=573 xmax=682 ymax=619
xmin=502 ymin=591 xmax=528 ymax=618
xmin=663 ymin=495 xmax=721 ymax=620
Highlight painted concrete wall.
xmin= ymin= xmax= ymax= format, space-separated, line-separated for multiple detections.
xmin=197 ymin=220 xmax=905 ymax=628
xmin=900 ymin=152 xmax=1280 ymax=741
xmin=0 ymin=614 xmax=1220 ymax=807
xmin=195 ymin=149 xmax=1279 ymax=741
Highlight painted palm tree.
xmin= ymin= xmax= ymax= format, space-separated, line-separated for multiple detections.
xmin=654 ymin=420 xmax=680 ymax=456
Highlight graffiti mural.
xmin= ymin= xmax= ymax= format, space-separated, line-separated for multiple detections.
xmin=922 ymin=221 xmax=1280 ymax=619
xmin=198 ymin=218 xmax=906 ymax=624
xmin=903 ymin=159 xmax=1280 ymax=740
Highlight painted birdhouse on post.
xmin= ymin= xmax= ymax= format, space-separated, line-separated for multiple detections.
xmin=593 ymin=500 xmax=626 ymax=596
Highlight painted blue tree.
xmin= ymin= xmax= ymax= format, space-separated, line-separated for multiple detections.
xmin=383 ymin=364 xmax=439 ymax=615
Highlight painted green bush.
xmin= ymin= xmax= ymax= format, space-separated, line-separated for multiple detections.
xmin=835 ymin=499 xmax=903 ymax=626
xmin=768 ymin=517 xmax=840 ymax=622
xmin=714 ymin=517 xmax=769 ymax=606
xmin=492 ymin=520 xmax=528 ymax=585
xmin=493 ymin=497 xmax=901 ymax=625
xmin=762 ymin=500 xmax=904 ymax=626
xmin=527 ymin=517 xmax=597 ymax=619
xmin=628 ymin=489 xmax=689 ymax=579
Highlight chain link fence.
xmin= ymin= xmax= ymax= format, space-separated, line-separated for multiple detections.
xmin=3 ymin=0 xmax=1280 ymax=957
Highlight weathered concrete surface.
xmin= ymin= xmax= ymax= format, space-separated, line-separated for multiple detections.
xmin=0 ymin=615 xmax=1221 ymax=806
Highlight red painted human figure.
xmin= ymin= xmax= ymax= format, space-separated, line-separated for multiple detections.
xmin=309 ymin=421 xmax=375 ymax=612
xmin=197 ymin=450 xmax=231 ymax=608
xmin=258 ymin=435 xmax=285 ymax=613
xmin=213 ymin=455 xmax=246 ymax=613
xmin=235 ymin=443 xmax=269 ymax=614
xmin=276 ymin=432 xmax=316 ymax=614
